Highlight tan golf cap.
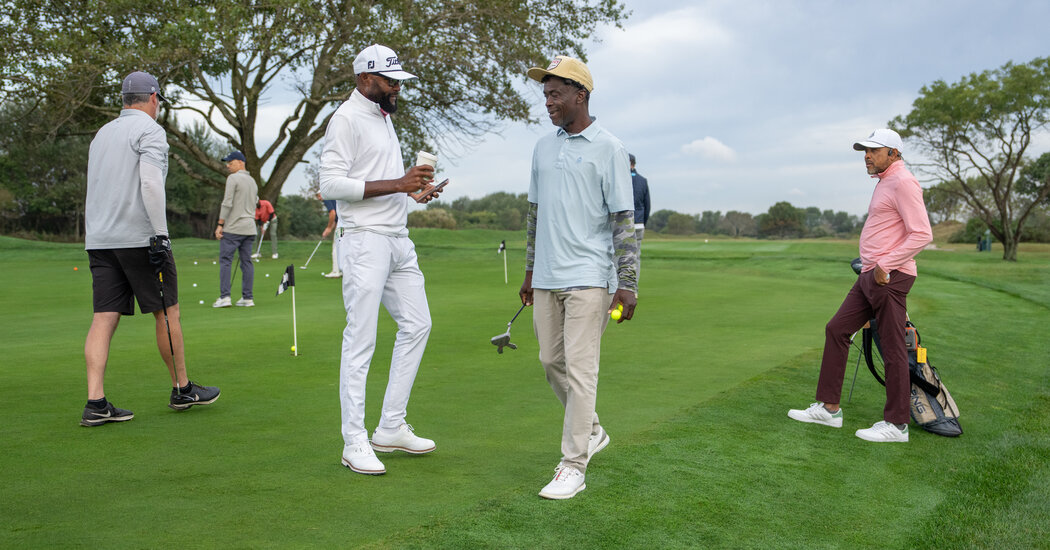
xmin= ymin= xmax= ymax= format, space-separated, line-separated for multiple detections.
xmin=527 ymin=56 xmax=594 ymax=92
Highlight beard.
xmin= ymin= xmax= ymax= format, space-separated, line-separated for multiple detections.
xmin=377 ymin=92 xmax=398 ymax=114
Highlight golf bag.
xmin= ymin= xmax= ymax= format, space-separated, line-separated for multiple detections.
xmin=863 ymin=320 xmax=962 ymax=437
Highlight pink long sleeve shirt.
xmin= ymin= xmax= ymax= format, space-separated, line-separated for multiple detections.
xmin=859 ymin=160 xmax=932 ymax=277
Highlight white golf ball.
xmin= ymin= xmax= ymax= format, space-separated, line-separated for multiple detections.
xmin=321 ymin=272 xmax=326 ymax=276
xmin=192 ymin=283 xmax=197 ymax=287
xmin=199 ymin=300 xmax=204 ymax=304
xmin=212 ymin=261 xmax=216 ymax=265
xmin=265 ymin=273 xmax=270 ymax=277
xmin=194 ymin=261 xmax=198 ymax=265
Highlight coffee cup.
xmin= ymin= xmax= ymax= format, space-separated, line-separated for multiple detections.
xmin=415 ymin=151 xmax=437 ymax=168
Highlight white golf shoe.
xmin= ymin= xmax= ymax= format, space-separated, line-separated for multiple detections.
xmin=341 ymin=439 xmax=386 ymax=475
xmin=589 ymin=426 xmax=610 ymax=459
xmin=856 ymin=421 xmax=909 ymax=442
xmin=271 ymin=253 xmax=279 ymax=259
xmin=788 ymin=402 xmax=843 ymax=428
xmin=324 ymin=271 xmax=342 ymax=278
xmin=370 ymin=423 xmax=436 ymax=454
xmin=539 ymin=465 xmax=586 ymax=500
xmin=212 ymin=296 xmax=232 ymax=308
xmin=234 ymin=298 xmax=255 ymax=307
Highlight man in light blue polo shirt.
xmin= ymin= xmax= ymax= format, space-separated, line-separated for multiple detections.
xmin=519 ymin=55 xmax=638 ymax=500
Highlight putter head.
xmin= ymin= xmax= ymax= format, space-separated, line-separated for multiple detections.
xmin=490 ymin=331 xmax=516 ymax=354
xmin=299 ymin=266 xmax=307 ymax=269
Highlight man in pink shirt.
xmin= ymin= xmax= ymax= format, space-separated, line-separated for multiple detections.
xmin=788 ymin=129 xmax=932 ymax=443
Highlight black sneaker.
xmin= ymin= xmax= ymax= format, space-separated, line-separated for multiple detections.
xmin=80 ymin=402 xmax=134 ymax=427
xmin=169 ymin=381 xmax=221 ymax=410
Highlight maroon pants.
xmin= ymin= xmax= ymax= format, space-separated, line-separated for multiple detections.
xmin=816 ymin=269 xmax=915 ymax=424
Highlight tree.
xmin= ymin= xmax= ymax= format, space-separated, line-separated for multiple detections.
xmin=719 ymin=210 xmax=756 ymax=237
xmin=759 ymin=201 xmax=804 ymax=238
xmin=2 ymin=0 xmax=627 ymax=205
xmin=696 ymin=210 xmax=721 ymax=234
xmin=1018 ymin=151 xmax=1050 ymax=206
xmin=665 ymin=213 xmax=697 ymax=235
xmin=890 ymin=56 xmax=1050 ymax=261
xmin=923 ymin=181 xmax=967 ymax=224
xmin=647 ymin=209 xmax=674 ymax=233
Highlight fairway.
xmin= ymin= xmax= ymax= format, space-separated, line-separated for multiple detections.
xmin=1 ymin=232 xmax=1048 ymax=549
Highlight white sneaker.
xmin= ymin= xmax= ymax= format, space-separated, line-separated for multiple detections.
xmin=588 ymin=426 xmax=610 ymax=459
xmin=235 ymin=298 xmax=255 ymax=307
xmin=250 ymin=253 xmax=260 ymax=259
xmin=856 ymin=421 xmax=909 ymax=442
xmin=341 ymin=439 xmax=386 ymax=475
xmin=370 ymin=423 xmax=436 ymax=454
xmin=212 ymin=296 xmax=232 ymax=308
xmin=539 ymin=466 xmax=586 ymax=500
xmin=788 ymin=402 xmax=843 ymax=428
xmin=271 ymin=253 xmax=279 ymax=259
xmin=324 ymin=271 xmax=342 ymax=278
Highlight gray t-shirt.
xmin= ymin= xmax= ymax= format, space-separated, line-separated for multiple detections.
xmin=85 ymin=109 xmax=169 ymax=249
xmin=219 ymin=170 xmax=259 ymax=236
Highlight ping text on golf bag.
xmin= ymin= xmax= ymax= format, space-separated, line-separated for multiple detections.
xmin=864 ymin=320 xmax=963 ymax=437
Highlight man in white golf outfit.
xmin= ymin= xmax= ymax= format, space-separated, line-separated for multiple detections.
xmin=319 ymin=44 xmax=442 ymax=475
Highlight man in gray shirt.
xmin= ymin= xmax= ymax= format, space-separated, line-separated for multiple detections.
xmin=81 ymin=71 xmax=219 ymax=427
xmin=213 ymin=151 xmax=258 ymax=308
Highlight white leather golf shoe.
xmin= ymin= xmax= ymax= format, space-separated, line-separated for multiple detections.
xmin=370 ymin=423 xmax=436 ymax=454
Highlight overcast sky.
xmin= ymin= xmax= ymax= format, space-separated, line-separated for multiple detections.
xmin=267 ymin=0 xmax=1050 ymax=216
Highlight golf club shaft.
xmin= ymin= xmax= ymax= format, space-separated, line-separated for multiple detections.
xmin=847 ymin=331 xmax=860 ymax=402
xmin=302 ymin=237 xmax=324 ymax=268
xmin=508 ymin=302 xmax=526 ymax=325
xmin=158 ymin=272 xmax=178 ymax=393
xmin=255 ymin=223 xmax=267 ymax=257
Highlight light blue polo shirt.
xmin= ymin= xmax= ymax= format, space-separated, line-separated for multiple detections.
xmin=528 ymin=118 xmax=633 ymax=291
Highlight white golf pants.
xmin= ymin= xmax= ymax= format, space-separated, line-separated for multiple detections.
xmin=338 ymin=230 xmax=432 ymax=445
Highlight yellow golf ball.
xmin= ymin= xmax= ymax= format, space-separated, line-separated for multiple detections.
xmin=610 ymin=309 xmax=622 ymax=321
xmin=290 ymin=345 xmax=296 ymax=352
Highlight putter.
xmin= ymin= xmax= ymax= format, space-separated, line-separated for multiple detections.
xmin=301 ymin=237 xmax=325 ymax=269
xmin=151 ymin=247 xmax=179 ymax=397
xmin=491 ymin=303 xmax=526 ymax=354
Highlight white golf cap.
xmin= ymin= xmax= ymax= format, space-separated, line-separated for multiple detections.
xmin=353 ymin=44 xmax=416 ymax=81
xmin=853 ymin=128 xmax=904 ymax=153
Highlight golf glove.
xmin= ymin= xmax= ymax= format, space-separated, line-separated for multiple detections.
xmin=148 ymin=235 xmax=171 ymax=270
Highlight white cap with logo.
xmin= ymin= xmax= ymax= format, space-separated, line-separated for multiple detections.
xmin=353 ymin=44 xmax=416 ymax=81
xmin=853 ymin=129 xmax=904 ymax=153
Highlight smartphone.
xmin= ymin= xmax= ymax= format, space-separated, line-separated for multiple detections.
xmin=413 ymin=178 xmax=449 ymax=202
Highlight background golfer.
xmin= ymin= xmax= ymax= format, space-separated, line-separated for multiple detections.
xmin=520 ymin=56 xmax=638 ymax=499
xmin=213 ymin=150 xmax=258 ymax=308
xmin=788 ymin=129 xmax=932 ymax=442
xmin=82 ymin=71 xmax=219 ymax=426
xmin=319 ymin=44 xmax=441 ymax=475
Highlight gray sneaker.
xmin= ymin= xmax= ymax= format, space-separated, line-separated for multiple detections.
xmin=80 ymin=402 xmax=134 ymax=427
xmin=169 ymin=381 xmax=220 ymax=410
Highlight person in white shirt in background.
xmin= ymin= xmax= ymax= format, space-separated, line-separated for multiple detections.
xmin=319 ymin=44 xmax=442 ymax=475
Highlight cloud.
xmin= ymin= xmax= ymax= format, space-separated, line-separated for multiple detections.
xmin=681 ymin=136 xmax=737 ymax=162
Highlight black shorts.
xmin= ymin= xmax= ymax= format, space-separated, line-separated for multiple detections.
xmin=88 ymin=248 xmax=178 ymax=315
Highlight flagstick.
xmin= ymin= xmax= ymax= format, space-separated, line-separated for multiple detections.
xmin=503 ymin=251 xmax=507 ymax=284
xmin=292 ymin=286 xmax=298 ymax=357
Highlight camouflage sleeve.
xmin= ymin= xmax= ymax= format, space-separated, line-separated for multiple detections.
xmin=612 ymin=210 xmax=638 ymax=293
xmin=525 ymin=202 xmax=537 ymax=271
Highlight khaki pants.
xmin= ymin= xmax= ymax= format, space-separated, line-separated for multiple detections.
xmin=533 ymin=287 xmax=610 ymax=474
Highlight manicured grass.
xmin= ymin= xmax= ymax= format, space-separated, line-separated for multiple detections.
xmin=1 ymin=233 xmax=1047 ymax=548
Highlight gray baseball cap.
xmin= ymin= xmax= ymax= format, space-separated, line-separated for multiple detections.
xmin=122 ymin=71 xmax=167 ymax=102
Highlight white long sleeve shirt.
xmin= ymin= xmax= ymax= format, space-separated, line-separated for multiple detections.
xmin=319 ymin=89 xmax=410 ymax=237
